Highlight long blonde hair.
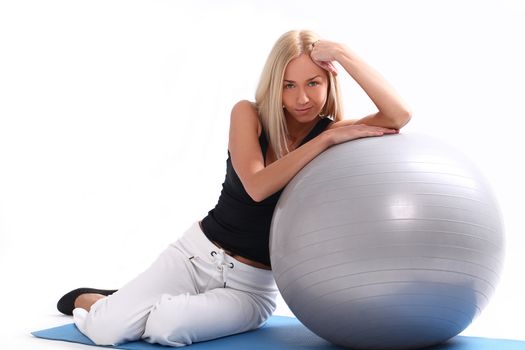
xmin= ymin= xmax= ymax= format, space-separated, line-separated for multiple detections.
xmin=255 ymin=30 xmax=344 ymax=159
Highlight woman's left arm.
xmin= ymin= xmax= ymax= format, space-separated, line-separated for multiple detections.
xmin=312 ymin=40 xmax=412 ymax=129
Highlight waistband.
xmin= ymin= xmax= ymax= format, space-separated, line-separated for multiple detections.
xmin=177 ymin=222 xmax=277 ymax=289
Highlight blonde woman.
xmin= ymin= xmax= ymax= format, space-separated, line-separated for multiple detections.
xmin=56 ymin=29 xmax=411 ymax=347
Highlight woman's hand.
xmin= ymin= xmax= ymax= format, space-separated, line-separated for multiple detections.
xmin=310 ymin=40 xmax=343 ymax=76
xmin=312 ymin=39 xmax=412 ymax=129
xmin=325 ymin=124 xmax=398 ymax=146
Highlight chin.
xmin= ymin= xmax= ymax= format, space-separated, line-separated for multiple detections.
xmin=298 ymin=113 xmax=320 ymax=123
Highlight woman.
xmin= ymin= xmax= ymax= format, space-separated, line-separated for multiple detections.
xmin=57 ymin=29 xmax=411 ymax=346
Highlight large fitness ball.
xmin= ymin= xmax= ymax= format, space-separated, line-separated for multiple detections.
xmin=270 ymin=133 xmax=504 ymax=350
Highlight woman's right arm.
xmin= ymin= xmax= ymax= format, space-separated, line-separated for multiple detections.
xmin=228 ymin=100 xmax=396 ymax=202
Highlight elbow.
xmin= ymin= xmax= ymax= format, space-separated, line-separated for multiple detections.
xmin=244 ymin=182 xmax=266 ymax=203
xmin=237 ymin=171 xmax=268 ymax=202
xmin=247 ymin=188 xmax=265 ymax=203
xmin=391 ymin=109 xmax=412 ymax=130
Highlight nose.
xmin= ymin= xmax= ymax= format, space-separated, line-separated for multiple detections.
xmin=297 ymin=87 xmax=309 ymax=105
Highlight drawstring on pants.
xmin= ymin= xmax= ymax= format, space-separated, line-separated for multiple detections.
xmin=188 ymin=249 xmax=234 ymax=288
xmin=211 ymin=250 xmax=234 ymax=287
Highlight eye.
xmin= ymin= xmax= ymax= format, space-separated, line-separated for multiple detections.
xmin=308 ymin=81 xmax=320 ymax=87
xmin=284 ymin=83 xmax=295 ymax=89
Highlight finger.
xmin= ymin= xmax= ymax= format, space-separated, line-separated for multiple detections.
xmin=326 ymin=62 xmax=338 ymax=76
xmin=312 ymin=59 xmax=328 ymax=70
xmin=313 ymin=60 xmax=338 ymax=76
xmin=318 ymin=62 xmax=332 ymax=73
xmin=372 ymin=126 xmax=398 ymax=132
xmin=377 ymin=127 xmax=397 ymax=133
xmin=365 ymin=132 xmax=384 ymax=138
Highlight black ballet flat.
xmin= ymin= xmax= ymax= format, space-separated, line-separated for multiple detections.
xmin=57 ymin=287 xmax=118 ymax=315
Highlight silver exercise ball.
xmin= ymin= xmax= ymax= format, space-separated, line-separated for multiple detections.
xmin=270 ymin=132 xmax=504 ymax=350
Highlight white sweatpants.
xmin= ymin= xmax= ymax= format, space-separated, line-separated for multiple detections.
xmin=73 ymin=222 xmax=278 ymax=347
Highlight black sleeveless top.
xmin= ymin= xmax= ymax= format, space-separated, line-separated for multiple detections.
xmin=200 ymin=117 xmax=332 ymax=266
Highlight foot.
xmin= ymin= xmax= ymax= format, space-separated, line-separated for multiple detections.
xmin=74 ymin=293 xmax=106 ymax=311
xmin=57 ymin=288 xmax=118 ymax=315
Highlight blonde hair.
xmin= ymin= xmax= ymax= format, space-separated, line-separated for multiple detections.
xmin=255 ymin=30 xmax=344 ymax=159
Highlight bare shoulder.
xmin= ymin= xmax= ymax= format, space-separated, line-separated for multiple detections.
xmin=231 ymin=100 xmax=262 ymax=136
xmin=232 ymin=99 xmax=257 ymax=112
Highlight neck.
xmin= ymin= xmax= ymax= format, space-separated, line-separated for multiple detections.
xmin=285 ymin=117 xmax=319 ymax=146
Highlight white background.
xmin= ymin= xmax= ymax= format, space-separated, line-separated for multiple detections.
xmin=1 ymin=0 xmax=524 ymax=347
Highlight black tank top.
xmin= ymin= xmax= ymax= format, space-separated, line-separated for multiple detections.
xmin=200 ymin=117 xmax=332 ymax=266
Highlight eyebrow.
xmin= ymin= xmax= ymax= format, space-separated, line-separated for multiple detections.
xmin=283 ymin=75 xmax=323 ymax=83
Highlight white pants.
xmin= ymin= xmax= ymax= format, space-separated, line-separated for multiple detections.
xmin=73 ymin=222 xmax=278 ymax=347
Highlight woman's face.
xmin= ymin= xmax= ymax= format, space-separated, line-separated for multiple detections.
xmin=282 ymin=53 xmax=329 ymax=124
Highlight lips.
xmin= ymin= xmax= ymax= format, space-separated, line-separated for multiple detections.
xmin=295 ymin=106 xmax=312 ymax=113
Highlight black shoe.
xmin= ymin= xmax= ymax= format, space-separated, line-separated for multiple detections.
xmin=57 ymin=287 xmax=118 ymax=315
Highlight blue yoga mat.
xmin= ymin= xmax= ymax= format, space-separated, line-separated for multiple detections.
xmin=32 ymin=315 xmax=525 ymax=350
